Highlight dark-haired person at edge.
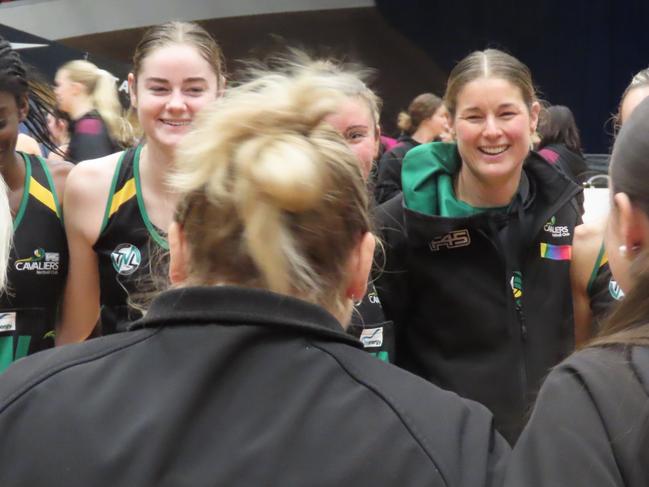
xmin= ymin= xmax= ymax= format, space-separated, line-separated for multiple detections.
xmin=571 ymin=68 xmax=649 ymax=345
xmin=375 ymin=49 xmax=584 ymax=444
xmin=505 ymin=94 xmax=649 ymax=487
xmin=0 ymin=65 xmax=508 ymax=487
xmin=375 ymin=93 xmax=450 ymax=204
xmin=0 ymin=37 xmax=72 ymax=372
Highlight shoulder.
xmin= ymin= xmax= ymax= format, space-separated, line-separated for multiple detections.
xmin=318 ymin=341 xmax=509 ymax=486
xmin=65 ymin=151 xmax=122 ymax=200
xmin=43 ymin=158 xmax=74 ymax=197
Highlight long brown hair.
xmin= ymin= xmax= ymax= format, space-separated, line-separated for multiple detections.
xmin=590 ymin=96 xmax=649 ymax=348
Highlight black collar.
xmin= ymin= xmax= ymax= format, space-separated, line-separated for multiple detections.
xmin=129 ymin=286 xmax=361 ymax=348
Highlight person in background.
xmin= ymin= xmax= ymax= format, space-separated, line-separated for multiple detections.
xmin=0 ymin=36 xmax=72 ymax=371
xmin=505 ymin=94 xmax=649 ymax=487
xmin=0 ymin=64 xmax=508 ymax=487
xmin=57 ymin=21 xmax=225 ymax=343
xmin=375 ymin=93 xmax=449 ymax=203
xmin=45 ymin=110 xmax=70 ymax=162
xmin=537 ymin=105 xmax=589 ymax=185
xmin=54 ymin=60 xmax=132 ymax=162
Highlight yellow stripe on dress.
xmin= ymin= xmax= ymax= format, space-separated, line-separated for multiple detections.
xmin=29 ymin=177 xmax=58 ymax=216
xmin=109 ymin=178 xmax=136 ymax=218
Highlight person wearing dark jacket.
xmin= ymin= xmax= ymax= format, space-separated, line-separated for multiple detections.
xmin=375 ymin=93 xmax=449 ymax=203
xmin=374 ymin=49 xmax=582 ymax=444
xmin=505 ymin=93 xmax=649 ymax=487
xmin=0 ymin=67 xmax=508 ymax=487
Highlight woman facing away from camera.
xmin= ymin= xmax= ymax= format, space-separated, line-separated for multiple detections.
xmin=374 ymin=48 xmax=585 ymax=443
xmin=0 ymin=66 xmax=508 ymax=487
xmin=56 ymin=21 xmax=225 ymax=343
xmin=54 ymin=60 xmax=132 ymax=162
xmin=505 ymin=93 xmax=649 ymax=487
xmin=375 ymin=92 xmax=450 ymax=203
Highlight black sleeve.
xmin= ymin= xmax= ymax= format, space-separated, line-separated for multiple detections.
xmin=374 ymin=149 xmax=404 ymax=204
xmin=505 ymin=364 xmax=625 ymax=487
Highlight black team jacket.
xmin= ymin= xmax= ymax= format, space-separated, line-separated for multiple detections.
xmin=374 ymin=143 xmax=582 ymax=443
xmin=0 ymin=286 xmax=509 ymax=487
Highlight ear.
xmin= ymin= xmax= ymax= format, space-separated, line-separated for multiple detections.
xmin=344 ymin=232 xmax=376 ymax=304
xmin=17 ymin=95 xmax=29 ymax=122
xmin=168 ymin=221 xmax=189 ymax=285
xmin=614 ymin=192 xmax=649 ymax=256
xmin=529 ymin=101 xmax=541 ymax=133
xmin=128 ymin=73 xmax=138 ymax=109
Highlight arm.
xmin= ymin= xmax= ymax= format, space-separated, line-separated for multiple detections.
xmin=570 ymin=218 xmax=607 ymax=345
xmin=56 ymin=155 xmax=117 ymax=345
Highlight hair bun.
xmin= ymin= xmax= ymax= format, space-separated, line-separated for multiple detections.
xmin=238 ymin=134 xmax=323 ymax=212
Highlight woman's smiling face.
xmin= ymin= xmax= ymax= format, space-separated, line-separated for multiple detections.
xmin=452 ymin=76 xmax=539 ymax=185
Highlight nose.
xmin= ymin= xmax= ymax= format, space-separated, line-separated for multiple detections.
xmin=483 ymin=115 xmax=502 ymax=138
xmin=166 ymin=89 xmax=187 ymax=112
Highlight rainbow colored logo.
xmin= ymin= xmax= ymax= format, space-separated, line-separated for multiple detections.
xmin=540 ymin=243 xmax=572 ymax=260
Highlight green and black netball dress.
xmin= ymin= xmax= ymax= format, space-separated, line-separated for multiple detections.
xmin=93 ymin=145 xmax=168 ymax=334
xmin=0 ymin=153 xmax=67 ymax=373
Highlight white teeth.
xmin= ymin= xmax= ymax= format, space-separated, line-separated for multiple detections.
xmin=480 ymin=145 xmax=508 ymax=155
xmin=162 ymin=120 xmax=190 ymax=127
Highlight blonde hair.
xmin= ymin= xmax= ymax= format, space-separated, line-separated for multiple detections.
xmin=172 ymin=72 xmax=371 ymax=317
xmin=59 ymin=60 xmax=133 ymax=147
xmin=0 ymin=178 xmax=12 ymax=293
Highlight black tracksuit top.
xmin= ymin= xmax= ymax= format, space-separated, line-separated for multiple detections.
xmin=375 ymin=152 xmax=582 ymax=444
xmin=0 ymin=286 xmax=509 ymax=487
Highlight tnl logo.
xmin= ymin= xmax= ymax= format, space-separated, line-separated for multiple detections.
xmin=429 ymin=229 xmax=471 ymax=252
xmin=111 ymin=243 xmax=142 ymax=276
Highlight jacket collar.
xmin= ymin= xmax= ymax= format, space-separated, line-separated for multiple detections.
xmin=129 ymin=286 xmax=361 ymax=348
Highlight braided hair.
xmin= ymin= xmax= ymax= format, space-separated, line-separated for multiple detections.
xmin=0 ymin=36 xmax=58 ymax=154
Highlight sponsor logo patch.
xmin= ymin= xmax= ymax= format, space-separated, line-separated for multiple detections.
xmin=14 ymin=248 xmax=60 ymax=275
xmin=609 ymin=280 xmax=625 ymax=301
xmin=429 ymin=229 xmax=471 ymax=252
xmin=543 ymin=216 xmax=571 ymax=238
xmin=540 ymin=243 xmax=572 ymax=260
xmin=0 ymin=312 xmax=16 ymax=332
xmin=360 ymin=327 xmax=384 ymax=348
xmin=111 ymin=243 xmax=142 ymax=276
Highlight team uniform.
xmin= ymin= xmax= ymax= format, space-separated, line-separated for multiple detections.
xmin=0 ymin=153 xmax=67 ymax=372
xmin=374 ymin=134 xmax=420 ymax=204
xmin=587 ymin=242 xmax=624 ymax=332
xmin=93 ymin=145 xmax=168 ymax=334
xmin=375 ymin=142 xmax=582 ymax=443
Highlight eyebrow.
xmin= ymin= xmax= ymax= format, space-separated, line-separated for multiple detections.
xmin=461 ymin=103 xmax=519 ymax=112
xmin=346 ymin=124 xmax=369 ymax=130
xmin=144 ymin=77 xmax=208 ymax=84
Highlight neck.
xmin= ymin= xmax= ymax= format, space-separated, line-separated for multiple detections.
xmin=411 ymin=125 xmax=434 ymax=144
xmin=139 ymin=142 xmax=176 ymax=197
xmin=69 ymin=98 xmax=95 ymax=121
xmin=455 ymin=166 xmax=521 ymax=208
xmin=1 ymin=151 xmax=26 ymax=192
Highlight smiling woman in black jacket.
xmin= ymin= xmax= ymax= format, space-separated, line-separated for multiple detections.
xmin=0 ymin=62 xmax=508 ymax=487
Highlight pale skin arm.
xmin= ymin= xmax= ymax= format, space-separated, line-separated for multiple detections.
xmin=570 ymin=217 xmax=607 ymax=346
xmin=56 ymin=153 xmax=120 ymax=345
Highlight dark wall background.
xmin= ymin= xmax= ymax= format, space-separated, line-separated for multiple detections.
xmin=375 ymin=0 xmax=649 ymax=152
xmin=56 ymin=2 xmax=649 ymax=153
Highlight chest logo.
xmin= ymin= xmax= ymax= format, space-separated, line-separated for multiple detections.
xmin=360 ymin=327 xmax=384 ymax=348
xmin=14 ymin=248 xmax=60 ymax=275
xmin=429 ymin=229 xmax=471 ymax=252
xmin=609 ymin=280 xmax=625 ymax=301
xmin=111 ymin=243 xmax=142 ymax=276
xmin=543 ymin=216 xmax=570 ymax=238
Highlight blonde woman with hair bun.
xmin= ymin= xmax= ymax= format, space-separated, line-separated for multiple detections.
xmin=55 ymin=59 xmax=132 ymax=162
xmin=0 ymin=64 xmax=508 ymax=487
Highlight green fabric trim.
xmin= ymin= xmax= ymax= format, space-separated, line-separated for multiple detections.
xmin=13 ymin=152 xmax=32 ymax=231
xmin=99 ymin=151 xmax=127 ymax=234
xmin=36 ymin=155 xmax=62 ymax=220
xmin=134 ymin=145 xmax=169 ymax=250
xmin=586 ymin=241 xmax=607 ymax=295
xmin=401 ymin=142 xmax=507 ymax=217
